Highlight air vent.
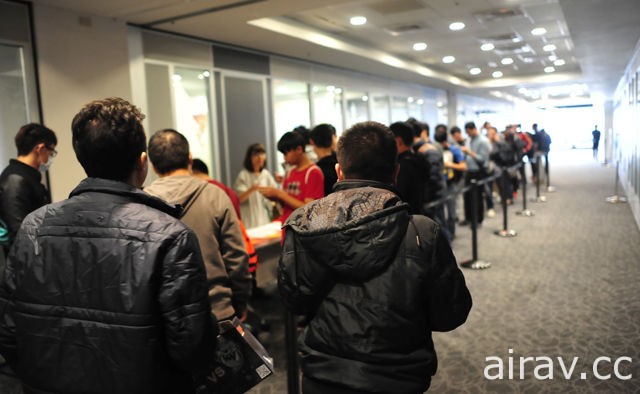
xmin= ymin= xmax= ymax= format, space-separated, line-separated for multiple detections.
xmin=480 ymin=33 xmax=522 ymax=44
xmin=473 ymin=7 xmax=523 ymax=23
xmin=384 ymin=24 xmax=427 ymax=36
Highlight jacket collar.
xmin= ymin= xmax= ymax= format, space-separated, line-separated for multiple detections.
xmin=333 ymin=179 xmax=400 ymax=196
xmin=69 ymin=177 xmax=182 ymax=218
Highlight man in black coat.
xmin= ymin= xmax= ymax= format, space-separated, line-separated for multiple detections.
xmin=0 ymin=97 xmax=216 ymax=394
xmin=279 ymin=121 xmax=472 ymax=394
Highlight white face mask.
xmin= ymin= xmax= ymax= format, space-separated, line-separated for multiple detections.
xmin=39 ymin=155 xmax=55 ymax=172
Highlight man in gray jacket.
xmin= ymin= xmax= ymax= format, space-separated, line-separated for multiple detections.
xmin=146 ymin=129 xmax=251 ymax=321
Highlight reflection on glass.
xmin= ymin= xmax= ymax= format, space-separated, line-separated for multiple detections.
xmin=345 ymin=91 xmax=369 ymax=127
xmin=273 ymin=79 xmax=310 ymax=141
xmin=0 ymin=45 xmax=28 ymax=167
xmin=371 ymin=95 xmax=390 ymax=125
xmin=313 ymin=84 xmax=343 ymax=131
xmin=172 ymin=66 xmax=214 ymax=173
xmin=391 ymin=96 xmax=409 ymax=122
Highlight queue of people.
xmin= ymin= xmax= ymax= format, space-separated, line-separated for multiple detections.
xmin=0 ymin=96 xmax=570 ymax=392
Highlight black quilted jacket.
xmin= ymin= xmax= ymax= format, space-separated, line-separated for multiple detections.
xmin=279 ymin=180 xmax=472 ymax=394
xmin=0 ymin=178 xmax=216 ymax=394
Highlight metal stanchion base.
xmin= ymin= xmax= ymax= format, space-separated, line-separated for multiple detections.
xmin=516 ymin=209 xmax=535 ymax=217
xmin=494 ymin=229 xmax=517 ymax=237
xmin=531 ymin=196 xmax=547 ymax=203
xmin=461 ymin=259 xmax=492 ymax=270
xmin=606 ymin=195 xmax=627 ymax=203
xmin=547 ymin=186 xmax=556 ymax=192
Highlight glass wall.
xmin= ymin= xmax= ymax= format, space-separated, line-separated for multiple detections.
xmin=391 ymin=96 xmax=409 ymax=123
xmin=273 ymin=79 xmax=310 ymax=140
xmin=312 ymin=84 xmax=344 ymax=131
xmin=371 ymin=94 xmax=390 ymax=125
xmin=345 ymin=91 xmax=369 ymax=127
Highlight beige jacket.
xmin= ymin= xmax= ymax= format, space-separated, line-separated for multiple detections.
xmin=146 ymin=175 xmax=250 ymax=320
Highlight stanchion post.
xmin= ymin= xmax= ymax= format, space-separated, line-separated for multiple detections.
xmin=495 ymin=168 xmax=517 ymax=237
xmin=285 ymin=310 xmax=300 ymax=394
xmin=545 ymin=153 xmax=556 ymax=192
xmin=532 ymin=155 xmax=547 ymax=203
xmin=461 ymin=179 xmax=491 ymax=269
xmin=606 ymin=160 xmax=627 ymax=203
xmin=517 ymin=163 xmax=535 ymax=216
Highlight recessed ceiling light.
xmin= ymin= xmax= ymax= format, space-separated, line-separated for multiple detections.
xmin=171 ymin=74 xmax=182 ymax=82
xmin=350 ymin=16 xmax=367 ymax=26
xmin=417 ymin=99 xmax=424 ymax=105
xmin=531 ymin=27 xmax=547 ymax=36
xmin=492 ymin=71 xmax=503 ymax=78
xmin=362 ymin=95 xmax=369 ymax=102
xmin=480 ymin=43 xmax=495 ymax=51
xmin=469 ymin=67 xmax=481 ymax=75
xmin=449 ymin=22 xmax=465 ymax=31
xmin=554 ymin=59 xmax=566 ymax=66
xmin=544 ymin=66 xmax=555 ymax=73
xmin=522 ymin=58 xmax=534 ymax=63
xmin=442 ymin=55 xmax=455 ymax=63
xmin=543 ymin=44 xmax=556 ymax=52
xmin=501 ymin=57 xmax=514 ymax=65
xmin=548 ymin=55 xmax=558 ymax=61
xmin=413 ymin=42 xmax=427 ymax=51
xmin=202 ymin=71 xmax=210 ymax=77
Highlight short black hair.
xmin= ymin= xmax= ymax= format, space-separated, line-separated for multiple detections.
xmin=435 ymin=124 xmax=447 ymax=134
xmin=15 ymin=123 xmax=57 ymax=156
xmin=450 ymin=126 xmax=461 ymax=136
xmin=464 ymin=121 xmax=476 ymax=130
xmin=243 ymin=143 xmax=266 ymax=171
xmin=310 ymin=123 xmax=336 ymax=148
xmin=435 ymin=127 xmax=448 ymax=143
xmin=337 ymin=121 xmax=397 ymax=183
xmin=191 ymin=158 xmax=209 ymax=176
xmin=148 ymin=129 xmax=190 ymax=175
xmin=406 ymin=117 xmax=429 ymax=138
xmin=292 ymin=126 xmax=311 ymax=145
xmin=71 ymin=97 xmax=146 ymax=181
xmin=389 ymin=121 xmax=414 ymax=147
xmin=277 ymin=131 xmax=306 ymax=154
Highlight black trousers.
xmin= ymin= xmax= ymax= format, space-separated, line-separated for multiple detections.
xmin=463 ymin=171 xmax=485 ymax=224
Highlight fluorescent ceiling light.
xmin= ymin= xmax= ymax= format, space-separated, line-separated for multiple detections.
xmin=543 ymin=44 xmax=557 ymax=52
xmin=449 ymin=22 xmax=465 ymax=31
xmin=492 ymin=71 xmax=503 ymax=78
xmin=501 ymin=57 xmax=514 ymax=65
xmin=350 ymin=16 xmax=367 ymax=26
xmin=442 ymin=56 xmax=455 ymax=63
xmin=469 ymin=67 xmax=482 ymax=75
xmin=531 ymin=27 xmax=547 ymax=36
xmin=413 ymin=42 xmax=427 ymax=51
xmin=480 ymin=43 xmax=494 ymax=51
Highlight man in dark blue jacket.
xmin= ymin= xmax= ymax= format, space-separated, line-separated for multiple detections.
xmin=0 ymin=97 xmax=216 ymax=394
xmin=279 ymin=121 xmax=472 ymax=394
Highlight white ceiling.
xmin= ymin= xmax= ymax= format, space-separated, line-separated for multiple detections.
xmin=32 ymin=0 xmax=640 ymax=104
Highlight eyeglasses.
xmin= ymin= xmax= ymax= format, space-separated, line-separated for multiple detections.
xmin=46 ymin=146 xmax=58 ymax=158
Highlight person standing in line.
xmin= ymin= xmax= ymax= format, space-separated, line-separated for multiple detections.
xmin=434 ymin=125 xmax=467 ymax=239
xmin=309 ymin=123 xmax=338 ymax=196
xmin=146 ymin=129 xmax=251 ymax=322
xmin=0 ymin=123 xmax=57 ymax=250
xmin=460 ymin=121 xmax=490 ymax=226
xmin=279 ymin=121 xmax=472 ymax=394
xmin=234 ymin=143 xmax=279 ymax=229
xmin=390 ymin=121 xmax=426 ymax=214
xmin=0 ymin=98 xmax=215 ymax=393
xmin=258 ymin=131 xmax=324 ymax=225
xmin=592 ymin=125 xmax=601 ymax=159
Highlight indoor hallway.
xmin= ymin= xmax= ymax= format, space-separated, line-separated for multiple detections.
xmin=1 ymin=148 xmax=638 ymax=393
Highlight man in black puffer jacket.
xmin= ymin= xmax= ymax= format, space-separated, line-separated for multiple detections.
xmin=279 ymin=121 xmax=472 ymax=394
xmin=0 ymin=98 xmax=216 ymax=394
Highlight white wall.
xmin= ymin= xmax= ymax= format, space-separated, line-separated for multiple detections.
xmin=33 ymin=4 xmax=132 ymax=201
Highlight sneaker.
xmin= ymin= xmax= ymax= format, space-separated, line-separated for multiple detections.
xmin=487 ymin=209 xmax=496 ymax=218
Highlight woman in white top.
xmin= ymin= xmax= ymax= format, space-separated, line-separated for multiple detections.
xmin=234 ymin=143 xmax=278 ymax=229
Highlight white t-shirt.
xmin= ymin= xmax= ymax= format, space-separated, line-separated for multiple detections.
xmin=233 ymin=168 xmax=278 ymax=229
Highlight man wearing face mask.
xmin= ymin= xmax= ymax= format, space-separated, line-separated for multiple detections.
xmin=0 ymin=123 xmax=57 ymax=250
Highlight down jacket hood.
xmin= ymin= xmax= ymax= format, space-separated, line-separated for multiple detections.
xmin=284 ymin=180 xmax=410 ymax=281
